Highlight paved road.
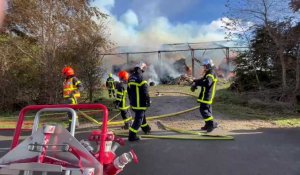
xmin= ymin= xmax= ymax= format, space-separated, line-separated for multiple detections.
xmin=1 ymin=128 xmax=300 ymax=175
xmin=115 ymin=128 xmax=300 ymax=175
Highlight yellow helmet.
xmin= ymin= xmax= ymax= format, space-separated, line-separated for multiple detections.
xmin=109 ymin=73 xmax=112 ymax=77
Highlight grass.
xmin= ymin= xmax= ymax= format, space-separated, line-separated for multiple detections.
xmin=1 ymin=83 xmax=299 ymax=128
xmin=150 ymin=83 xmax=300 ymax=127
xmin=0 ymin=89 xmax=119 ymax=128
xmin=274 ymin=118 xmax=300 ymax=127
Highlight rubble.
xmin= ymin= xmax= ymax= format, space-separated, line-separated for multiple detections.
xmin=159 ymin=74 xmax=193 ymax=85
xmin=176 ymin=74 xmax=194 ymax=85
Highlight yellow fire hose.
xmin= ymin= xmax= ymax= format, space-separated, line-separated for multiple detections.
xmin=78 ymin=110 xmax=121 ymax=126
xmin=156 ymin=121 xmax=234 ymax=139
xmin=79 ymin=105 xmax=199 ymax=126
xmin=113 ymin=123 xmax=233 ymax=140
xmin=114 ymin=132 xmax=233 ymax=140
xmin=79 ymin=91 xmax=234 ymax=140
xmin=79 ymin=91 xmax=199 ymax=126
xmin=157 ymin=121 xmax=203 ymax=135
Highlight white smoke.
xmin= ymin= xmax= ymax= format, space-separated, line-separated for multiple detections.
xmin=144 ymin=59 xmax=182 ymax=84
xmin=93 ymin=1 xmax=228 ymax=47
xmin=94 ymin=1 xmax=235 ymax=83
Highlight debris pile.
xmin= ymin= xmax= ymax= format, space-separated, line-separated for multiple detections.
xmin=159 ymin=74 xmax=193 ymax=85
xmin=176 ymin=74 xmax=194 ymax=85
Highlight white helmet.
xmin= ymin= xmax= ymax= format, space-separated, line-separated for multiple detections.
xmin=135 ymin=62 xmax=147 ymax=70
xmin=202 ymin=58 xmax=214 ymax=69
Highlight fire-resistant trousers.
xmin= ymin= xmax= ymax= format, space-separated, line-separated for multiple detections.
xmin=199 ymin=103 xmax=212 ymax=120
xmin=120 ymin=109 xmax=132 ymax=128
xmin=131 ymin=110 xmax=147 ymax=131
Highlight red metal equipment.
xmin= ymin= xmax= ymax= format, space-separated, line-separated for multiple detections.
xmin=0 ymin=104 xmax=138 ymax=175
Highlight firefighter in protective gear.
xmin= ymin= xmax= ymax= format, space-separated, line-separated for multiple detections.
xmin=62 ymin=66 xmax=83 ymax=131
xmin=115 ymin=70 xmax=132 ymax=129
xmin=190 ymin=58 xmax=218 ymax=132
xmin=106 ymin=73 xmax=116 ymax=98
xmin=127 ymin=62 xmax=151 ymax=141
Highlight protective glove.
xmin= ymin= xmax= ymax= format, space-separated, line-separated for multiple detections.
xmin=146 ymin=99 xmax=151 ymax=107
xmin=190 ymin=84 xmax=197 ymax=92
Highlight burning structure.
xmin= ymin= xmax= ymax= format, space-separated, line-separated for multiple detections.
xmin=111 ymin=58 xmax=193 ymax=85
xmin=103 ymin=42 xmax=241 ymax=85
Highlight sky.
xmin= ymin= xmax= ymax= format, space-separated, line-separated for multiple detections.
xmin=92 ymin=0 xmax=229 ymax=48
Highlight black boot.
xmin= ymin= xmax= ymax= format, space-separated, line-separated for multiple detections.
xmin=128 ymin=131 xmax=140 ymax=142
xmin=141 ymin=125 xmax=151 ymax=134
xmin=201 ymin=122 xmax=208 ymax=130
xmin=206 ymin=121 xmax=218 ymax=132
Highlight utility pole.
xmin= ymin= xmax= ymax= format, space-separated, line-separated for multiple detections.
xmin=191 ymin=49 xmax=195 ymax=77
xmin=158 ymin=51 xmax=161 ymax=77
xmin=126 ymin=53 xmax=129 ymax=65
xmin=187 ymin=44 xmax=195 ymax=77
xmin=225 ymin=47 xmax=230 ymax=79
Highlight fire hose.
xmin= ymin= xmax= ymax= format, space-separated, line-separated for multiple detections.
xmin=79 ymin=91 xmax=199 ymax=126
xmin=113 ymin=121 xmax=233 ymax=140
xmin=79 ymin=91 xmax=233 ymax=140
xmin=113 ymin=133 xmax=233 ymax=140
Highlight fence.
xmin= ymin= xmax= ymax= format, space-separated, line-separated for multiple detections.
xmin=101 ymin=42 xmax=248 ymax=83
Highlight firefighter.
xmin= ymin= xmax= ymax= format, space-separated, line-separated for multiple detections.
xmin=191 ymin=58 xmax=218 ymax=132
xmin=127 ymin=62 xmax=151 ymax=141
xmin=62 ymin=66 xmax=83 ymax=131
xmin=106 ymin=73 xmax=116 ymax=98
xmin=115 ymin=70 xmax=132 ymax=129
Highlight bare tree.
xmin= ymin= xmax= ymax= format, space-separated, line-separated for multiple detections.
xmin=290 ymin=0 xmax=300 ymax=11
xmin=224 ymin=0 xmax=298 ymax=97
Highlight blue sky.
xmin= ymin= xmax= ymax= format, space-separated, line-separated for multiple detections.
xmin=92 ymin=0 xmax=229 ymax=47
xmin=109 ymin=0 xmax=227 ymax=25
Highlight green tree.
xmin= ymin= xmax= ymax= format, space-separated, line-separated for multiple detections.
xmin=0 ymin=0 xmax=111 ymax=111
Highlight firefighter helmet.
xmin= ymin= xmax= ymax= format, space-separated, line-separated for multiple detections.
xmin=135 ymin=62 xmax=147 ymax=71
xmin=202 ymin=58 xmax=214 ymax=69
xmin=62 ymin=66 xmax=74 ymax=76
xmin=118 ymin=70 xmax=129 ymax=81
xmin=109 ymin=73 xmax=112 ymax=78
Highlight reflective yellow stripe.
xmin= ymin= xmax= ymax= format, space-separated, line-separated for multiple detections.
xmin=124 ymin=117 xmax=132 ymax=122
xmin=197 ymin=99 xmax=212 ymax=104
xmin=129 ymin=127 xmax=138 ymax=133
xmin=116 ymin=98 xmax=122 ymax=101
xmin=136 ymin=86 xmax=140 ymax=108
xmin=63 ymin=78 xmax=80 ymax=98
xmin=206 ymin=74 xmax=217 ymax=81
xmin=122 ymin=90 xmax=127 ymax=109
xmin=211 ymin=78 xmax=217 ymax=102
xmin=119 ymin=106 xmax=130 ymax=110
xmin=128 ymin=81 xmax=148 ymax=109
xmin=197 ymin=74 xmax=217 ymax=104
xmin=141 ymin=123 xmax=148 ymax=127
xmin=117 ymin=92 xmax=123 ymax=95
xmin=128 ymin=81 xmax=148 ymax=87
xmin=75 ymin=81 xmax=81 ymax=86
xmin=64 ymin=88 xmax=76 ymax=91
xmin=204 ymin=116 xmax=214 ymax=121
xmin=108 ymin=81 xmax=115 ymax=89
xmin=71 ymin=98 xmax=77 ymax=104
xmin=131 ymin=106 xmax=147 ymax=110
xmin=201 ymin=87 xmax=206 ymax=100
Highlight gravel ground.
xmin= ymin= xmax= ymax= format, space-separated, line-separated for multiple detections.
xmin=144 ymin=92 xmax=285 ymax=133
